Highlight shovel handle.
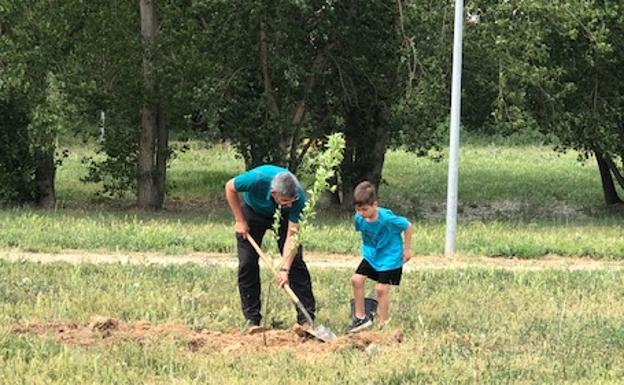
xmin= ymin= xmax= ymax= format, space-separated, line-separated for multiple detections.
xmin=246 ymin=235 xmax=315 ymax=326
xmin=246 ymin=235 xmax=279 ymax=276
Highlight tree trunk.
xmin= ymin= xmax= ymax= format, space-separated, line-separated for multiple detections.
xmin=594 ymin=147 xmax=623 ymax=205
xmin=368 ymin=111 xmax=388 ymax=187
xmin=137 ymin=0 xmax=165 ymax=209
xmin=155 ymin=107 xmax=168 ymax=205
xmin=286 ymin=47 xmax=333 ymax=171
xmin=34 ymin=147 xmax=56 ymax=208
xmin=341 ymin=144 xmax=356 ymax=208
xmin=138 ymin=107 xmax=158 ymax=209
xmin=340 ymin=107 xmax=388 ymax=209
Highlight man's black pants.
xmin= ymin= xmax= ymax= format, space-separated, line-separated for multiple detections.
xmin=236 ymin=204 xmax=316 ymax=326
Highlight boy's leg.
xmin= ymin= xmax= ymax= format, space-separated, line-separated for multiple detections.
xmin=348 ymin=260 xmax=376 ymax=333
xmin=375 ymin=266 xmax=402 ymax=326
xmin=351 ymin=273 xmax=367 ymax=318
xmin=353 ymin=259 xmax=379 ymax=319
xmin=375 ymin=283 xmax=391 ymax=324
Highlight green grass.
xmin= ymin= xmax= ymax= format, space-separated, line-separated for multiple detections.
xmin=2 ymin=138 xmax=620 ymax=383
xmin=56 ymin=141 xmax=608 ymax=212
xmin=2 ymin=260 xmax=624 ymax=384
xmin=54 ymin=142 xmax=246 ymax=205
xmin=2 ymin=210 xmax=624 ymax=258
xmin=0 ymin=141 xmax=618 ymax=258
xmin=382 ymin=146 xmax=604 ymax=213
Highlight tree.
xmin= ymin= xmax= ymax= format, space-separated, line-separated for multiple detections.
xmin=0 ymin=0 xmax=75 ymax=207
xmin=190 ymin=0 xmax=442 ymax=207
xmin=466 ymin=0 xmax=624 ymax=205
xmin=393 ymin=0 xmax=452 ymax=148
xmin=0 ymin=95 xmax=33 ymax=204
xmin=64 ymin=0 xmax=174 ymax=208
xmin=188 ymin=0 xmax=333 ymax=170
xmin=137 ymin=0 xmax=168 ymax=209
xmin=63 ymin=1 xmax=142 ymax=200
xmin=541 ymin=1 xmax=624 ymax=205
xmin=323 ymin=1 xmax=402 ymax=207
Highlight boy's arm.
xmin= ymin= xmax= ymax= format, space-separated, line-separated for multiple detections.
xmin=403 ymin=222 xmax=413 ymax=263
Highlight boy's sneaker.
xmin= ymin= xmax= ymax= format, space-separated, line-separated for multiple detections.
xmin=347 ymin=315 xmax=373 ymax=334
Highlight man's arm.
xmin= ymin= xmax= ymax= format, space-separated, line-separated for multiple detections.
xmin=277 ymin=221 xmax=300 ymax=287
xmin=225 ymin=179 xmax=249 ymax=235
xmin=403 ymin=222 xmax=413 ymax=263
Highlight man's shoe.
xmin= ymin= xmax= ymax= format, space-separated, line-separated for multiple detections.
xmin=292 ymin=322 xmax=313 ymax=338
xmin=243 ymin=320 xmax=266 ymax=335
xmin=246 ymin=325 xmax=267 ymax=335
xmin=347 ymin=315 xmax=373 ymax=334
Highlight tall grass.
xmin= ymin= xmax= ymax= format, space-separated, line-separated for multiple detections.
xmin=1 ymin=141 xmax=622 ymax=258
xmin=2 ymin=260 xmax=624 ymax=384
xmin=2 ymin=209 xmax=624 ymax=258
xmin=381 ymin=146 xmax=605 ymax=214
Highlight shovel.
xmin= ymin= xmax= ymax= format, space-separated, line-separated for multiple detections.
xmin=246 ymin=236 xmax=337 ymax=342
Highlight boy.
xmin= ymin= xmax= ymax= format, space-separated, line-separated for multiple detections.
xmin=348 ymin=181 xmax=412 ymax=333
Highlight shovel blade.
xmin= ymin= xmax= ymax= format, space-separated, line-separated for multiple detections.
xmin=310 ymin=324 xmax=337 ymax=342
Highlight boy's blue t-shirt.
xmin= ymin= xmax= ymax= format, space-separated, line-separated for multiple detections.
xmin=233 ymin=165 xmax=306 ymax=223
xmin=354 ymin=207 xmax=410 ymax=271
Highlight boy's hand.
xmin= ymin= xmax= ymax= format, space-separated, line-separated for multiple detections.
xmin=403 ymin=249 xmax=411 ymax=263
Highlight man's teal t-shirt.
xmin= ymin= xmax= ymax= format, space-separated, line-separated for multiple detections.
xmin=233 ymin=165 xmax=306 ymax=223
xmin=354 ymin=207 xmax=410 ymax=271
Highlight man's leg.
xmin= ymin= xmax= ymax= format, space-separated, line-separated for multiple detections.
xmin=278 ymin=218 xmax=315 ymax=324
xmin=236 ymin=205 xmax=268 ymax=325
xmin=288 ymin=248 xmax=316 ymax=324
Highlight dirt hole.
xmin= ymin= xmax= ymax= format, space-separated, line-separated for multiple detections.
xmin=12 ymin=316 xmax=404 ymax=356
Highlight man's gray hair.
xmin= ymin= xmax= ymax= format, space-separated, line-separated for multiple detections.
xmin=271 ymin=171 xmax=301 ymax=199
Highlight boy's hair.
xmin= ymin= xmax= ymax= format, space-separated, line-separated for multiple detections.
xmin=271 ymin=171 xmax=301 ymax=199
xmin=353 ymin=181 xmax=376 ymax=206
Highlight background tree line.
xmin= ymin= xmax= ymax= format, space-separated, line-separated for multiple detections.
xmin=1 ymin=0 xmax=623 ymax=209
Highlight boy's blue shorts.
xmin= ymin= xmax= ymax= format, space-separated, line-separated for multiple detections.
xmin=355 ymin=259 xmax=402 ymax=285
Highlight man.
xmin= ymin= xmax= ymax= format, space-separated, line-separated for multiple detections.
xmin=225 ymin=164 xmax=316 ymax=331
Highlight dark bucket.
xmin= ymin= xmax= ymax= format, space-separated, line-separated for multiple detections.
xmin=350 ymin=297 xmax=378 ymax=319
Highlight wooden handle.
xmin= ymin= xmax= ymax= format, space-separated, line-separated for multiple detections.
xmin=246 ymin=235 xmax=314 ymax=326
xmin=246 ymin=235 xmax=279 ymax=277
xmin=283 ymin=284 xmax=314 ymax=326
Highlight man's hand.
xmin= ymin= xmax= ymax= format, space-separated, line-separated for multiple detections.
xmin=226 ymin=179 xmax=248 ymax=238
xmin=235 ymin=221 xmax=249 ymax=237
xmin=277 ymin=269 xmax=289 ymax=288
xmin=403 ymin=249 xmax=412 ymax=263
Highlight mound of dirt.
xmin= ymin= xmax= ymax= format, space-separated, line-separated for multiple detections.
xmin=12 ymin=316 xmax=404 ymax=355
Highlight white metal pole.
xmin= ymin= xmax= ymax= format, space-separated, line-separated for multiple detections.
xmin=445 ymin=0 xmax=464 ymax=257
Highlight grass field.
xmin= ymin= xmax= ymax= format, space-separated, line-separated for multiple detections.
xmin=2 ymin=142 xmax=624 ymax=384
xmin=0 ymin=141 xmax=622 ymax=258
xmin=2 ymin=260 xmax=624 ymax=384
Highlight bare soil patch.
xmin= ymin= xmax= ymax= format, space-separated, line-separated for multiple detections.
xmin=12 ymin=316 xmax=404 ymax=356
